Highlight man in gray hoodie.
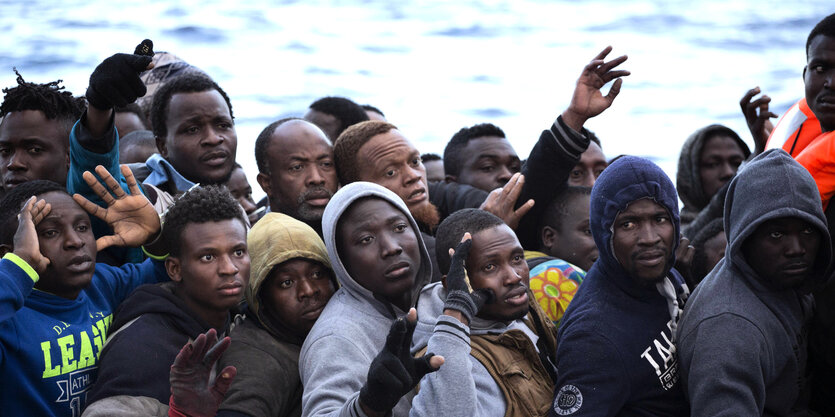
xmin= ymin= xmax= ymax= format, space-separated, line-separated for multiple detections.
xmin=677 ymin=149 xmax=833 ymax=416
xmin=300 ymin=182 xmax=441 ymax=417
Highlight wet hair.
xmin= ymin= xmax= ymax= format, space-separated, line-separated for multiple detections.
xmin=443 ymin=123 xmax=506 ymax=177
xmin=150 ymin=73 xmax=233 ymax=140
xmin=309 ymin=96 xmax=370 ymax=138
xmin=0 ymin=180 xmax=66 ymax=246
xmin=0 ymin=69 xmax=86 ymax=138
xmin=254 ymin=117 xmax=303 ymax=173
xmin=688 ymin=217 xmax=725 ymax=288
xmin=421 ymin=153 xmax=441 ymax=162
xmin=435 ymin=208 xmax=504 ymax=274
xmin=538 ymin=187 xmax=592 ymax=240
xmin=807 ymin=13 xmax=835 ymax=58
xmin=161 ymin=185 xmax=245 ymax=257
xmin=333 ymin=120 xmax=398 ymax=185
xmin=115 ymin=103 xmax=150 ymax=129
xmin=361 ymin=104 xmax=385 ymax=118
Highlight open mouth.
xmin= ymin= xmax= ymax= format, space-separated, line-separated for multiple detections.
xmin=504 ymin=286 xmax=528 ymax=306
xmin=406 ymin=188 xmax=427 ymax=204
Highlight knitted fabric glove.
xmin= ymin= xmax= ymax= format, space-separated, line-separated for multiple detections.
xmin=444 ymin=238 xmax=495 ymax=324
xmin=86 ymin=39 xmax=154 ymax=109
xmin=359 ymin=315 xmax=438 ymax=413
xmin=168 ymin=329 xmax=236 ymax=417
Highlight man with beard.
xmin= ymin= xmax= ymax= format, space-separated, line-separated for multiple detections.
xmin=550 ymin=156 xmax=690 ymax=416
xmin=254 ymin=118 xmax=338 ymax=236
xmin=333 ymin=46 xmax=630 ymax=269
xmin=410 ymin=208 xmax=558 ymax=416
xmin=678 ymin=150 xmax=832 ymax=416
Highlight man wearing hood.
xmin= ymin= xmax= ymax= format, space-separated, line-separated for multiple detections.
xmin=410 ymin=208 xmax=558 ymax=416
xmin=300 ymin=182 xmax=441 ymax=417
xmin=217 ymin=212 xmax=337 ymax=417
xmin=550 ymin=156 xmax=690 ymax=417
xmin=676 ymin=124 xmax=750 ymax=228
xmin=677 ymin=149 xmax=832 ymax=416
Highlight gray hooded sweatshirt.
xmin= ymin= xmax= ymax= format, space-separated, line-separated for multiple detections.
xmin=677 ymin=149 xmax=833 ymax=416
xmin=300 ymin=182 xmax=433 ymax=417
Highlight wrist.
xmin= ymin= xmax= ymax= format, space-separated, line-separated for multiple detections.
xmin=85 ymin=106 xmax=114 ymax=139
xmin=561 ymin=109 xmax=588 ymax=132
xmin=358 ymin=398 xmax=388 ymax=417
xmin=443 ymin=309 xmax=469 ymax=326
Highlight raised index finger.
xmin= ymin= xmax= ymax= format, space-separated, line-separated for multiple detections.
xmin=94 ymin=165 xmax=127 ymax=200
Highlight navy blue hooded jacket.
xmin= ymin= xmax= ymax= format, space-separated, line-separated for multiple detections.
xmin=550 ymin=156 xmax=690 ymax=417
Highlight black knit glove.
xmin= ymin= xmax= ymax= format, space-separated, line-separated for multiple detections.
xmin=86 ymin=39 xmax=154 ymax=110
xmin=444 ymin=237 xmax=495 ymax=324
xmin=359 ymin=314 xmax=439 ymax=413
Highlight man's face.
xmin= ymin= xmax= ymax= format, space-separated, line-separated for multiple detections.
xmin=568 ymin=142 xmax=606 ymax=187
xmin=699 ymin=134 xmax=745 ymax=199
xmin=612 ymin=198 xmax=676 ymax=285
xmin=0 ymin=110 xmax=69 ymax=189
xmin=32 ymin=192 xmax=97 ymax=300
xmin=257 ymin=120 xmax=337 ymax=223
xmin=115 ymin=112 xmax=147 ymax=138
xmin=167 ymin=219 xmax=250 ymax=317
xmin=465 ymin=224 xmax=530 ymax=322
xmin=356 ymin=130 xmax=437 ymax=226
xmin=805 ymin=35 xmax=835 ymax=133
xmin=742 ymin=217 xmax=821 ymax=290
xmin=543 ymin=194 xmax=598 ymax=271
xmin=262 ymin=258 xmax=335 ymax=336
xmin=337 ymin=198 xmax=421 ymax=306
xmin=423 ymin=159 xmax=444 ymax=183
xmin=303 ymin=109 xmax=341 ymax=142
xmin=226 ymin=167 xmax=258 ymax=223
xmin=158 ymin=90 xmax=237 ymax=185
xmin=451 ymin=136 xmax=520 ymax=192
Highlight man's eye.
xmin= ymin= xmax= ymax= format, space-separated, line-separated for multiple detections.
xmin=512 ymin=254 xmax=524 ymax=263
xmin=410 ymin=158 xmax=420 ymax=167
xmin=290 ymin=164 xmax=303 ymax=172
xmin=359 ymin=236 xmax=373 ymax=244
xmin=218 ymin=122 xmax=233 ymax=130
xmin=483 ymin=264 xmax=496 ymax=272
xmin=201 ymin=254 xmax=214 ymax=261
xmin=480 ymin=165 xmax=495 ymax=172
xmin=186 ymin=126 xmax=199 ymax=134
xmin=42 ymin=229 xmax=58 ymax=238
xmin=584 ymin=228 xmax=592 ymax=235
xmin=76 ymin=223 xmax=89 ymax=232
xmin=280 ymin=279 xmax=293 ymax=289
xmin=28 ymin=147 xmax=43 ymax=154
xmin=394 ymin=223 xmax=408 ymax=232
xmin=0 ymin=148 xmax=9 ymax=156
xmin=656 ymin=216 xmax=669 ymax=224
xmin=621 ymin=221 xmax=635 ymax=230
xmin=770 ymin=232 xmax=783 ymax=239
xmin=594 ymin=169 xmax=605 ymax=178
xmin=321 ymin=161 xmax=334 ymax=168
xmin=234 ymin=248 xmax=246 ymax=256
xmin=813 ymin=65 xmax=825 ymax=73
xmin=571 ymin=169 xmax=582 ymax=178
xmin=385 ymin=170 xmax=396 ymax=178
xmin=802 ymin=227 xmax=815 ymax=234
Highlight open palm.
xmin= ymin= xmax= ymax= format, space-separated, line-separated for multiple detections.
xmin=73 ymin=164 xmax=160 ymax=251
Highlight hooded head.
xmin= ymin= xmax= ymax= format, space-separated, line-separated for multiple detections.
xmin=247 ymin=212 xmax=336 ymax=341
xmin=590 ymin=156 xmax=681 ymax=291
xmin=322 ymin=182 xmax=432 ymax=315
xmin=677 ymin=124 xmax=750 ymax=219
xmin=723 ymin=149 xmax=832 ymax=293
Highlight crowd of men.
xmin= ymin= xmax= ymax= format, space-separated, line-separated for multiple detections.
xmin=1 ymin=12 xmax=834 ymax=417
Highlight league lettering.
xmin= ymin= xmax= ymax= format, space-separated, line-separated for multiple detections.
xmin=40 ymin=314 xmax=111 ymax=378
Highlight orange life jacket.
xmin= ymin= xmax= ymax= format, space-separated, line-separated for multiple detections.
xmin=766 ymin=98 xmax=822 ymax=157
xmin=794 ymin=130 xmax=835 ymax=209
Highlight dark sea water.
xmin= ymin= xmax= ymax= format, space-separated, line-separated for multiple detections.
xmin=1 ymin=0 xmax=832 ymax=200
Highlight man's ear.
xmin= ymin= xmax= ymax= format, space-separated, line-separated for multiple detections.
xmin=444 ymin=174 xmax=457 ymax=184
xmin=0 ymin=244 xmax=12 ymax=257
xmin=256 ymin=172 xmax=272 ymax=199
xmin=165 ymin=257 xmax=182 ymax=282
xmin=441 ymin=274 xmax=447 ymax=289
xmin=803 ymin=65 xmax=808 ymax=81
xmin=155 ymin=135 xmax=168 ymax=158
xmin=541 ymin=225 xmax=558 ymax=250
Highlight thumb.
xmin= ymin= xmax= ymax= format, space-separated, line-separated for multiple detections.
xmin=96 ymin=235 xmax=125 ymax=252
xmin=413 ymin=353 xmax=443 ymax=378
xmin=125 ymin=54 xmax=154 ymax=73
xmin=211 ymin=366 xmax=237 ymax=397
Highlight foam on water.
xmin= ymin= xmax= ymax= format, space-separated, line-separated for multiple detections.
xmin=0 ymin=0 xmax=831 ymax=200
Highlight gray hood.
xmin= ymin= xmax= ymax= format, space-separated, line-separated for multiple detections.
xmin=321 ymin=181 xmax=433 ymax=317
xmin=723 ymin=148 xmax=832 ymax=293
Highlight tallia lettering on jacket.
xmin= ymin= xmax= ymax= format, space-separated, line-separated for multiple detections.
xmin=40 ymin=313 xmax=112 ymax=379
xmin=639 ymin=319 xmax=679 ymax=391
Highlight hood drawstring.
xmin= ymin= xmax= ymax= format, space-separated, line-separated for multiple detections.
xmin=656 ymin=277 xmax=690 ymax=342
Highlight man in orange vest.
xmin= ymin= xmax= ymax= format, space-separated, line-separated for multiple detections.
xmin=763 ymin=14 xmax=835 ymax=207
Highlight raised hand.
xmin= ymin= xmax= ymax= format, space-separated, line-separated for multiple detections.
xmin=72 ymin=164 xmax=160 ymax=251
xmin=85 ymin=39 xmax=155 ymax=110
xmin=168 ymin=328 xmax=236 ymax=417
xmin=12 ymin=197 xmax=51 ymax=274
xmin=359 ymin=308 xmax=444 ymax=415
xmin=740 ymin=86 xmax=778 ymax=155
xmin=562 ymin=46 xmax=630 ymax=131
xmin=479 ymin=173 xmax=534 ymax=230
xmin=675 ymin=236 xmax=696 ymax=288
xmin=443 ymin=233 xmax=495 ymax=326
